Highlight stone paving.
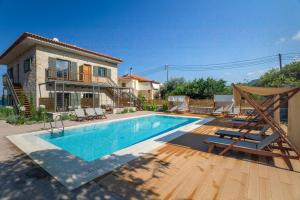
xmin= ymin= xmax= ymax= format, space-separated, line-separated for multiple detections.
xmin=0 ymin=111 xmax=153 ymax=200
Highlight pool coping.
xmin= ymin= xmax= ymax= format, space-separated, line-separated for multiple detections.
xmin=7 ymin=113 xmax=214 ymax=190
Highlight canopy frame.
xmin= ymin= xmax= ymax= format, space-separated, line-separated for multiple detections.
xmin=219 ymin=84 xmax=300 ymax=170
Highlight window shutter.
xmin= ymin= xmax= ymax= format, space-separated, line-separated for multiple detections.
xmin=93 ymin=66 xmax=98 ymax=77
xmin=70 ymin=62 xmax=78 ymax=81
xmin=48 ymin=57 xmax=57 ymax=78
xmin=106 ymin=68 xmax=111 ymax=78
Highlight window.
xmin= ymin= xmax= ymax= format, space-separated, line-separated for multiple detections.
xmin=122 ymin=83 xmax=126 ymax=87
xmin=56 ymin=59 xmax=70 ymax=79
xmin=97 ymin=67 xmax=107 ymax=77
xmin=24 ymin=57 xmax=33 ymax=73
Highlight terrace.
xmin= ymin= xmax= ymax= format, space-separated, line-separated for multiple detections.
xmin=1 ymin=112 xmax=299 ymax=199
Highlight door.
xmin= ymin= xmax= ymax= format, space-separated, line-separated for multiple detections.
xmin=83 ymin=64 xmax=92 ymax=83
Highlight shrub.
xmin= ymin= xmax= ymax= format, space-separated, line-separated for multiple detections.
xmin=162 ymin=103 xmax=168 ymax=112
xmin=120 ymin=108 xmax=129 ymax=114
xmin=0 ymin=107 xmax=15 ymax=119
xmin=142 ymin=102 xmax=157 ymax=111
xmin=6 ymin=115 xmax=26 ymax=125
xmin=128 ymin=108 xmax=135 ymax=113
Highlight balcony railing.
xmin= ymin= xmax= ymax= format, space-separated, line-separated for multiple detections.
xmin=45 ymin=68 xmax=116 ymax=86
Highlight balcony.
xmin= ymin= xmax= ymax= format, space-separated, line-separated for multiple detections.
xmin=45 ymin=67 xmax=117 ymax=87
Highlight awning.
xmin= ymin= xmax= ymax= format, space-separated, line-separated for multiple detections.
xmin=168 ymin=95 xmax=187 ymax=102
xmin=233 ymin=84 xmax=299 ymax=106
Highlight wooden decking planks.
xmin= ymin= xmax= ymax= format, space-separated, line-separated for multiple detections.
xmin=96 ymin=116 xmax=300 ymax=200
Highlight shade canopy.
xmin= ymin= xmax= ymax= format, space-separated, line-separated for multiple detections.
xmin=168 ymin=95 xmax=188 ymax=102
xmin=233 ymin=84 xmax=299 ymax=106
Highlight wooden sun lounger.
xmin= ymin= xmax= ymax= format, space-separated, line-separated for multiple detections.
xmin=94 ymin=108 xmax=106 ymax=119
xmin=215 ymin=125 xmax=270 ymax=141
xmin=204 ymin=133 xmax=280 ymax=157
xmin=74 ymin=108 xmax=86 ymax=121
xmin=85 ymin=108 xmax=97 ymax=119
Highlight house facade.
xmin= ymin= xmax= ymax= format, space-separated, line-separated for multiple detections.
xmin=118 ymin=74 xmax=160 ymax=100
xmin=0 ymin=32 xmax=133 ymax=113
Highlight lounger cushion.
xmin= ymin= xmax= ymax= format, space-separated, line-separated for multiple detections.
xmin=205 ymin=137 xmax=258 ymax=149
xmin=216 ymin=130 xmax=265 ymax=141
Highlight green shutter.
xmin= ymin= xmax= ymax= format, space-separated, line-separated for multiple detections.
xmin=48 ymin=57 xmax=56 ymax=78
xmin=106 ymin=68 xmax=111 ymax=78
xmin=93 ymin=66 xmax=98 ymax=77
xmin=48 ymin=57 xmax=56 ymax=68
xmin=70 ymin=62 xmax=78 ymax=81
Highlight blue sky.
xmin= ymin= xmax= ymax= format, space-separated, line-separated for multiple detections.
xmin=1 ymin=0 xmax=300 ymax=94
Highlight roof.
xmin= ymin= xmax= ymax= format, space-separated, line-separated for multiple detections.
xmin=119 ymin=74 xmax=160 ymax=84
xmin=0 ymin=32 xmax=122 ymax=63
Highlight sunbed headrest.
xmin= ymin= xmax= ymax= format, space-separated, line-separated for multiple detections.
xmin=257 ymin=132 xmax=279 ymax=150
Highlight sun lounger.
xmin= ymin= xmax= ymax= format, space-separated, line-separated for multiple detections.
xmin=228 ymin=106 xmax=240 ymax=116
xmin=231 ymin=117 xmax=259 ymax=122
xmin=212 ymin=106 xmax=224 ymax=115
xmin=215 ymin=125 xmax=270 ymax=141
xmin=167 ymin=106 xmax=178 ymax=112
xmin=85 ymin=108 xmax=97 ymax=119
xmin=74 ymin=108 xmax=86 ymax=121
xmin=94 ymin=108 xmax=106 ymax=118
xmin=204 ymin=132 xmax=279 ymax=157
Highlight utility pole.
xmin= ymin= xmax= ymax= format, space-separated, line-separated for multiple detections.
xmin=129 ymin=67 xmax=133 ymax=76
xmin=165 ymin=65 xmax=169 ymax=82
xmin=278 ymin=53 xmax=282 ymax=70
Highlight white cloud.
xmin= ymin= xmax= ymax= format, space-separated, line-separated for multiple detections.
xmin=275 ymin=37 xmax=286 ymax=44
xmin=292 ymin=31 xmax=300 ymax=41
xmin=246 ymin=69 xmax=268 ymax=77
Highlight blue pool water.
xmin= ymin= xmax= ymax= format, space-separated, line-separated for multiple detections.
xmin=39 ymin=115 xmax=199 ymax=161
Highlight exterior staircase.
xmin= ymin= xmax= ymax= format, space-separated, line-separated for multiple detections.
xmin=104 ymin=78 xmax=142 ymax=109
xmin=3 ymin=74 xmax=32 ymax=116
xmin=13 ymin=84 xmax=32 ymax=116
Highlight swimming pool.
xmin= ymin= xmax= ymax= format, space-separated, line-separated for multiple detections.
xmin=39 ymin=115 xmax=199 ymax=161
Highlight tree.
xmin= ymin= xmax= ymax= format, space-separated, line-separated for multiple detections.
xmin=254 ymin=61 xmax=300 ymax=87
xmin=160 ymin=78 xmax=185 ymax=98
xmin=160 ymin=77 xmax=232 ymax=99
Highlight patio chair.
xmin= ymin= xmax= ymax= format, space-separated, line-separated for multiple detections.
xmin=85 ymin=108 xmax=97 ymax=120
xmin=204 ymin=132 xmax=279 ymax=157
xmin=215 ymin=124 xmax=270 ymax=141
xmin=94 ymin=108 xmax=106 ymax=119
xmin=74 ymin=108 xmax=86 ymax=121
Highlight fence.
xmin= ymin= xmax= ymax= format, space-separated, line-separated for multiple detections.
xmin=39 ymin=98 xmax=54 ymax=112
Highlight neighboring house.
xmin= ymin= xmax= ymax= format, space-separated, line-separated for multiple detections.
xmin=118 ymin=74 xmax=160 ymax=100
xmin=0 ymin=32 xmax=133 ymax=114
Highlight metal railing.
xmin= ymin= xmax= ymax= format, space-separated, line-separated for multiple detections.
xmin=3 ymin=74 xmax=20 ymax=111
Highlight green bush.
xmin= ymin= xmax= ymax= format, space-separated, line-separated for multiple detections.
xmin=120 ymin=108 xmax=129 ymax=114
xmin=128 ymin=108 xmax=135 ymax=113
xmin=0 ymin=107 xmax=15 ymax=119
xmin=6 ymin=115 xmax=26 ymax=125
xmin=162 ymin=103 xmax=168 ymax=112
xmin=142 ymin=102 xmax=157 ymax=111
xmin=30 ymin=107 xmax=48 ymax=122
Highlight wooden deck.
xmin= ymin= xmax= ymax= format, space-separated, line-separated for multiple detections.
xmin=96 ymin=115 xmax=300 ymax=200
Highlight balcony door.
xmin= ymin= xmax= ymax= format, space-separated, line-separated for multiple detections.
xmin=80 ymin=64 xmax=92 ymax=83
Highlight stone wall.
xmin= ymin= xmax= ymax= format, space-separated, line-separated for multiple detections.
xmin=7 ymin=47 xmax=37 ymax=106
xmin=35 ymin=45 xmax=118 ymax=106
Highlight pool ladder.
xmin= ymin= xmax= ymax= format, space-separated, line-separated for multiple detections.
xmin=49 ymin=114 xmax=65 ymax=136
